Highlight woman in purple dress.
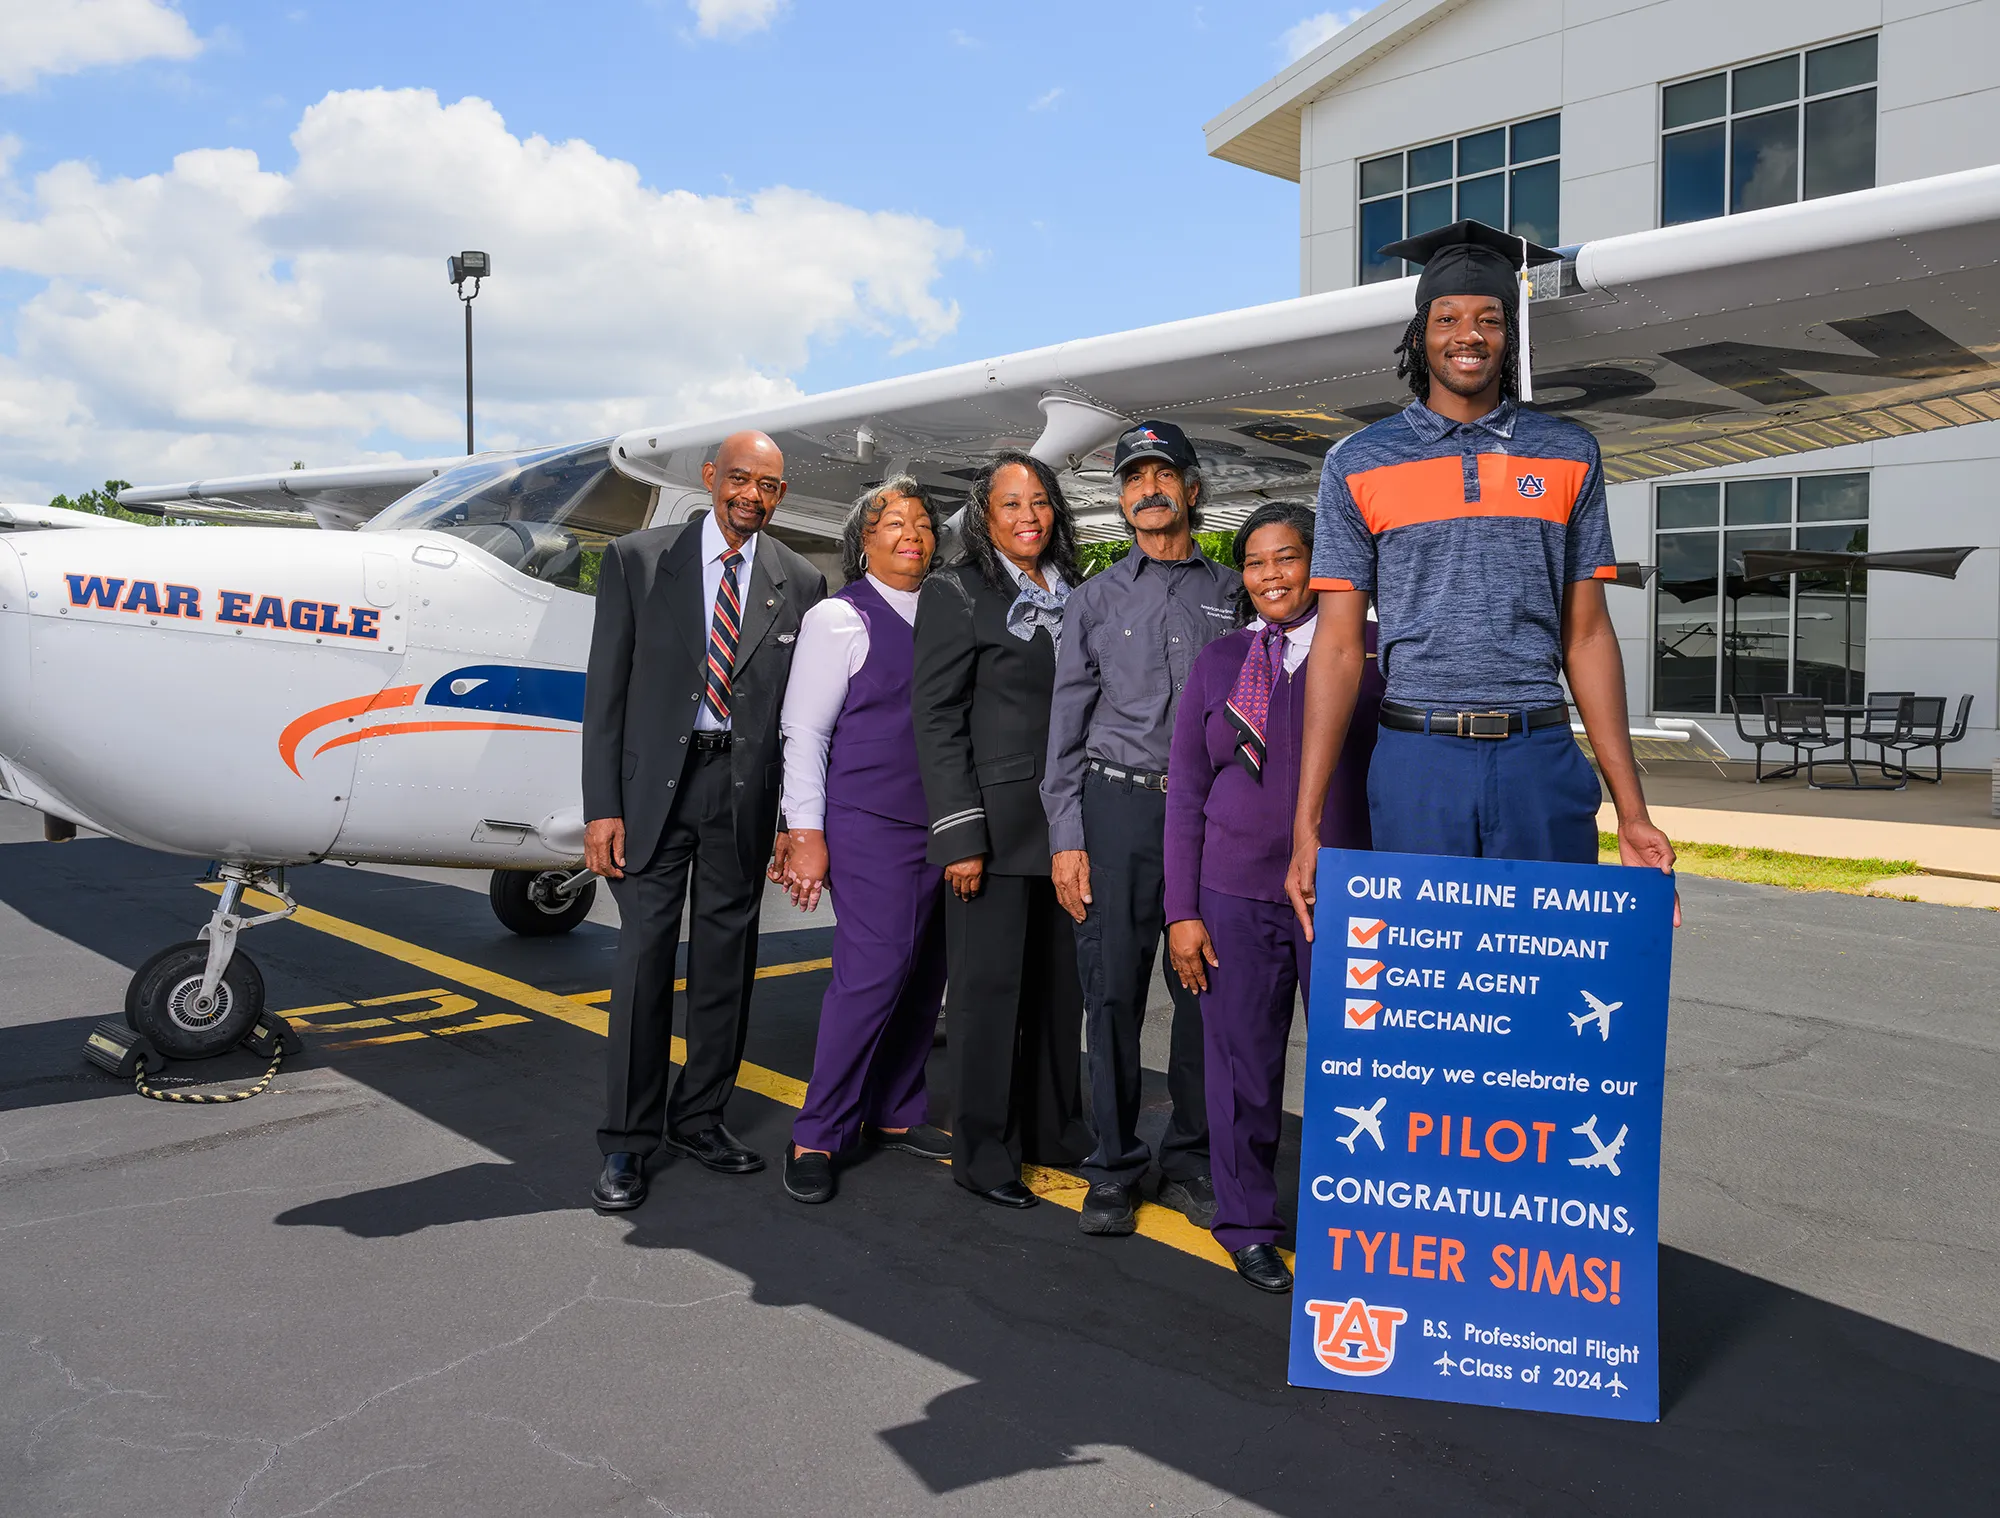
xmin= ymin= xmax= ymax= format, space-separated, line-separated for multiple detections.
xmin=772 ymin=479 xmax=952 ymax=1203
xmin=1163 ymin=502 xmax=1384 ymax=1292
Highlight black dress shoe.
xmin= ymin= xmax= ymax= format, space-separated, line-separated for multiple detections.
xmin=783 ymin=1148 xmax=835 ymax=1204
xmin=1079 ymin=1180 xmax=1138 ymax=1236
xmin=663 ymin=1124 xmax=765 ymax=1175
xmin=872 ymin=1123 xmax=951 ymax=1161
xmin=591 ymin=1152 xmax=646 ymax=1212
xmin=969 ymin=1179 xmax=1038 ymax=1209
xmin=1159 ymin=1173 xmax=1219 ymax=1230
xmin=1232 ymin=1243 xmax=1294 ymax=1294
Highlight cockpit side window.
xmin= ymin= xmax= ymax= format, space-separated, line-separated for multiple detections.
xmin=362 ymin=442 xmax=656 ymax=594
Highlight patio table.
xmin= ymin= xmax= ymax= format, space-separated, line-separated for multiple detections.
xmin=1811 ymin=703 xmax=1906 ymax=791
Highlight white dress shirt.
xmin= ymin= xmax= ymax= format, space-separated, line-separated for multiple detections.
xmin=694 ymin=511 xmax=760 ymax=732
xmin=1252 ymin=609 xmax=1317 ymax=676
xmin=778 ymin=575 xmax=921 ymax=830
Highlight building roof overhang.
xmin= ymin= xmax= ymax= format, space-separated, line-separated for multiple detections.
xmin=1202 ymin=0 xmax=1474 ymax=181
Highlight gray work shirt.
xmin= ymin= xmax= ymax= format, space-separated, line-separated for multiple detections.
xmin=1041 ymin=545 xmax=1240 ymax=854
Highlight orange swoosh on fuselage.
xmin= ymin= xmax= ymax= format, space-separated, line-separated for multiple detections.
xmin=310 ymin=720 xmax=574 ymax=760
xmin=279 ymin=685 xmax=422 ymax=776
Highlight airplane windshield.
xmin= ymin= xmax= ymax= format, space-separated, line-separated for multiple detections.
xmin=363 ymin=441 xmax=653 ymax=594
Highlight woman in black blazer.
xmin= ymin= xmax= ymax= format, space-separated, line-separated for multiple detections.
xmin=913 ymin=451 xmax=1093 ymax=1206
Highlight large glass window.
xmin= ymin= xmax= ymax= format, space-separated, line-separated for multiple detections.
xmin=1661 ymin=36 xmax=1876 ymax=226
xmin=1652 ymin=473 xmax=1870 ymax=713
xmin=1357 ymin=113 xmax=1561 ymax=284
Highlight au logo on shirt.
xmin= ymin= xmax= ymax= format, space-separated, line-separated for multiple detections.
xmin=1515 ymin=473 xmax=1547 ymax=499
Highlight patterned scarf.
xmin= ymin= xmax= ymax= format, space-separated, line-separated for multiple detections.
xmin=1003 ymin=567 xmax=1069 ymax=651
xmin=1224 ymin=608 xmax=1316 ymax=779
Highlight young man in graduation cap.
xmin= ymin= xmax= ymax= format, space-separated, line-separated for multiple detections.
xmin=1285 ymin=219 xmax=1676 ymax=927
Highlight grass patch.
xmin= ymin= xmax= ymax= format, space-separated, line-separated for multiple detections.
xmin=1596 ymin=832 xmax=1923 ymax=894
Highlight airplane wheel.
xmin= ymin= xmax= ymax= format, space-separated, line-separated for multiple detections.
xmin=490 ymin=869 xmax=595 ymax=936
xmin=125 ymin=941 xmax=265 ymax=1061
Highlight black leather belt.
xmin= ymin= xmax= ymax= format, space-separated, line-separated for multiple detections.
xmin=1379 ymin=701 xmax=1570 ymax=739
xmin=1088 ymin=759 xmax=1167 ymax=792
xmin=690 ymin=730 xmax=733 ymax=753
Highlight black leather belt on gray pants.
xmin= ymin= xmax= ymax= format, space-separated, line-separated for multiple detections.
xmin=689 ymin=730 xmax=733 ymax=753
xmin=1087 ymin=759 xmax=1167 ymax=792
xmin=1379 ymin=701 xmax=1571 ymax=739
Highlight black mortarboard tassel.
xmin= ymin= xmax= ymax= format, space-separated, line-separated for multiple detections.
xmin=1378 ymin=219 xmax=1560 ymax=401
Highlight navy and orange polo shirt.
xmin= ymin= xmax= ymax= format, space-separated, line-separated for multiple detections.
xmin=1309 ymin=398 xmax=1617 ymax=710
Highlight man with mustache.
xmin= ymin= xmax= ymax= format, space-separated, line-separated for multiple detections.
xmin=582 ymin=429 xmax=827 ymax=1211
xmin=1043 ymin=420 xmax=1240 ymax=1238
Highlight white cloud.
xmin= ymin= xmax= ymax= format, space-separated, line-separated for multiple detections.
xmin=1029 ymin=87 xmax=1063 ymax=113
xmin=1280 ymin=7 xmax=1368 ymax=63
xmin=0 ymin=0 xmax=202 ymax=92
xmin=688 ymin=0 xmax=787 ymax=39
xmin=0 ymin=88 xmax=965 ymax=496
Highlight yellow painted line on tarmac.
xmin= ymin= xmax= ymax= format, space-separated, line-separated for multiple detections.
xmin=210 ymin=886 xmax=1275 ymax=1276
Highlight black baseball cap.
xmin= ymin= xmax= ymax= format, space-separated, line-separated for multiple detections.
xmin=1378 ymin=218 xmax=1560 ymax=309
xmin=1113 ymin=419 xmax=1198 ymax=477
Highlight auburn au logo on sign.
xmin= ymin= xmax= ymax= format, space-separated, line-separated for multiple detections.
xmin=1303 ymin=1297 xmax=1409 ymax=1376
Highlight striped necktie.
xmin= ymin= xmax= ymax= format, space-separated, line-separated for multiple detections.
xmin=702 ymin=548 xmax=744 ymax=725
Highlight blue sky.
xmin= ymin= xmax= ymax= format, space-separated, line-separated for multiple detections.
xmin=0 ymin=1 xmax=1362 ymax=496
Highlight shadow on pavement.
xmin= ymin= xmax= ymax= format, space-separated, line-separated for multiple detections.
xmin=3 ymin=838 xmax=1997 ymax=1514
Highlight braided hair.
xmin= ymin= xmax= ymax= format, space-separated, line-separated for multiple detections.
xmin=1393 ymin=297 xmax=1522 ymax=404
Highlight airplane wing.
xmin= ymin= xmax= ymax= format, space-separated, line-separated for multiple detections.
xmin=117 ymin=458 xmax=469 ymax=531
xmin=608 ymin=166 xmax=2000 ymax=542
xmin=0 ymin=502 xmax=143 ymax=532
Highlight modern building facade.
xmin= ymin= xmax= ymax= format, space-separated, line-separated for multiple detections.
xmin=1206 ymin=0 xmax=2000 ymax=767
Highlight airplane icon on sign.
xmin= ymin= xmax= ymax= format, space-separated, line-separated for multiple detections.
xmin=1434 ymin=1353 xmax=1454 ymax=1376
xmin=1333 ymin=1097 xmax=1387 ymax=1153
xmin=1568 ymin=1115 xmax=1628 ymax=1176
xmin=1570 ymin=989 xmax=1622 ymax=1040
xmin=1607 ymin=1372 xmax=1627 ymax=1398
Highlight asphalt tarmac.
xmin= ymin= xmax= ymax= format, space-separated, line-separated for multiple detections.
xmin=2 ymin=806 xmax=1996 ymax=1516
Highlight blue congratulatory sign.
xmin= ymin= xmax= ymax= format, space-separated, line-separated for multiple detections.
xmin=1288 ymin=848 xmax=1676 ymax=1423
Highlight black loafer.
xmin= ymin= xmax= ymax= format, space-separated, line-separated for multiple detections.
xmin=1232 ymin=1243 xmax=1294 ymax=1294
xmin=592 ymin=1152 xmax=646 ymax=1212
xmin=969 ymin=1179 xmax=1038 ymax=1209
xmin=663 ymin=1124 xmax=765 ymax=1175
xmin=873 ymin=1123 xmax=951 ymax=1161
xmin=784 ymin=1148 xmax=835 ymax=1204
xmin=1159 ymin=1174 xmax=1219 ymax=1230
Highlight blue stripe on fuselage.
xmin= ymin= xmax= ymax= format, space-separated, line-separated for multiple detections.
xmin=425 ymin=665 xmax=585 ymax=723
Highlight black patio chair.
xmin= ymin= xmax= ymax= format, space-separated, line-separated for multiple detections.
xmin=1876 ymin=695 xmax=1973 ymax=784
xmin=1857 ymin=691 xmax=1916 ymax=746
xmin=1874 ymin=696 xmax=1949 ymax=784
xmin=1728 ymin=694 xmax=1789 ymax=782
xmin=1769 ymin=696 xmax=1843 ymax=788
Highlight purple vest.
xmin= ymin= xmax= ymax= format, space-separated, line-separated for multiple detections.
xmin=824 ymin=576 xmax=928 ymax=827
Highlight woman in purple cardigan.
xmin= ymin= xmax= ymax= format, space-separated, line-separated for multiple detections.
xmin=1163 ymin=502 xmax=1383 ymax=1293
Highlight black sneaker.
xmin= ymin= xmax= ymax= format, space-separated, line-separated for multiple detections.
xmin=1079 ymin=1180 xmax=1138 ymax=1236
xmin=784 ymin=1148 xmax=835 ymax=1204
xmin=872 ymin=1123 xmax=951 ymax=1161
xmin=1158 ymin=1174 xmax=1218 ymax=1229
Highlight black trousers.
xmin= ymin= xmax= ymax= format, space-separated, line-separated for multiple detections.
xmin=599 ymin=748 xmax=763 ymax=1156
xmin=944 ymin=873 xmax=1092 ymax=1193
xmin=1075 ymin=770 xmax=1209 ymax=1187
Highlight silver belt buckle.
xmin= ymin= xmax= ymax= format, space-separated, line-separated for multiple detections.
xmin=1457 ymin=711 xmax=1511 ymax=739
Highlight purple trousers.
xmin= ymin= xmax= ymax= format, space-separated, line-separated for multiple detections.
xmin=792 ymin=801 xmax=946 ymax=1155
xmin=1199 ymin=887 xmax=1311 ymax=1252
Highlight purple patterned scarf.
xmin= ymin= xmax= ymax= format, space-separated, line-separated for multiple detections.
xmin=1224 ymin=608 xmax=1316 ymax=779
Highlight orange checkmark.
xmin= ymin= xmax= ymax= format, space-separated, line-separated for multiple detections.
xmin=1348 ymin=960 xmax=1385 ymax=985
xmin=1348 ymin=919 xmax=1385 ymax=946
xmin=1345 ymin=1000 xmax=1382 ymax=1026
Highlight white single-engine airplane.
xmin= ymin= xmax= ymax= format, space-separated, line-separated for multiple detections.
xmin=5 ymin=168 xmax=2000 ymax=1059
xmin=1334 ymin=1097 xmax=1388 ymax=1153
xmin=1570 ymin=990 xmax=1623 ymax=1040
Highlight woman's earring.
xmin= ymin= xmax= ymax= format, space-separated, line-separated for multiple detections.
xmin=859 ymin=552 xmax=869 ymax=570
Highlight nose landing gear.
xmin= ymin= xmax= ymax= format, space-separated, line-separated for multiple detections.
xmin=126 ymin=864 xmax=296 ymax=1059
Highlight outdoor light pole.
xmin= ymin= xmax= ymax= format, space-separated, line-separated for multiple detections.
xmin=447 ymin=251 xmax=491 ymax=454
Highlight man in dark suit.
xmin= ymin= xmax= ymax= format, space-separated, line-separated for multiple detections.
xmin=582 ymin=430 xmax=827 ymax=1210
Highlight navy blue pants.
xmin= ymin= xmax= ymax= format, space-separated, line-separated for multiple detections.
xmin=1366 ymin=722 xmax=1602 ymax=864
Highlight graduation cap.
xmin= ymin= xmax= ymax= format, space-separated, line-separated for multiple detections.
xmin=1379 ymin=219 xmax=1560 ymax=401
